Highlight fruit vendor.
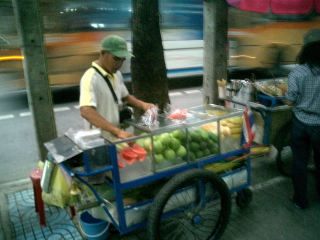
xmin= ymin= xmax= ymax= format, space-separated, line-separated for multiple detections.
xmin=286 ymin=29 xmax=320 ymax=209
xmin=79 ymin=35 xmax=155 ymax=139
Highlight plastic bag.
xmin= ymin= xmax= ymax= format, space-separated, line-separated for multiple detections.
xmin=233 ymin=80 xmax=256 ymax=103
xmin=141 ymin=106 xmax=159 ymax=127
xmin=167 ymin=106 xmax=187 ymax=120
xmin=41 ymin=164 xmax=72 ymax=208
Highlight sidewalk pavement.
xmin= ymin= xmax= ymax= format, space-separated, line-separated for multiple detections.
xmin=1 ymin=155 xmax=320 ymax=240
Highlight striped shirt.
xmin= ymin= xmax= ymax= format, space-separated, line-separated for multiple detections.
xmin=286 ymin=63 xmax=320 ymax=125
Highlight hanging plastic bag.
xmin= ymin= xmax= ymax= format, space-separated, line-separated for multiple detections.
xmin=41 ymin=164 xmax=72 ymax=208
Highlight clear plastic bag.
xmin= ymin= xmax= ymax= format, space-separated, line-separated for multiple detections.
xmin=141 ymin=106 xmax=159 ymax=127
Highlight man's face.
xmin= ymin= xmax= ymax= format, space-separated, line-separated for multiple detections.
xmin=101 ymin=51 xmax=126 ymax=74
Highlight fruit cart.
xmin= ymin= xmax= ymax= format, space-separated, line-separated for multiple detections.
xmin=45 ymin=104 xmax=253 ymax=240
xmin=222 ymin=78 xmax=294 ymax=176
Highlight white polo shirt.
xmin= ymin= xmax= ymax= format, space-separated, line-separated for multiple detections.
xmin=79 ymin=61 xmax=129 ymax=139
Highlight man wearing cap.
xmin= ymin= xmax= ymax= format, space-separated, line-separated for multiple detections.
xmin=79 ymin=35 xmax=155 ymax=139
xmin=286 ymin=29 xmax=320 ymax=209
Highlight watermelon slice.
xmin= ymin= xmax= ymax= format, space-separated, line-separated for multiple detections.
xmin=131 ymin=144 xmax=147 ymax=161
xmin=168 ymin=109 xmax=187 ymax=120
xmin=121 ymin=147 xmax=138 ymax=163
xmin=117 ymin=155 xmax=126 ymax=168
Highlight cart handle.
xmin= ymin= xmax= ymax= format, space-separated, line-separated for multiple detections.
xmin=59 ymin=163 xmax=113 ymax=177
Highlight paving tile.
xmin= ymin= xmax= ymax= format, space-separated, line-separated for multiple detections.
xmin=7 ymin=189 xmax=83 ymax=240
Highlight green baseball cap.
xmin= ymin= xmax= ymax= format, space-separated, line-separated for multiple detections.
xmin=304 ymin=29 xmax=320 ymax=46
xmin=101 ymin=35 xmax=134 ymax=58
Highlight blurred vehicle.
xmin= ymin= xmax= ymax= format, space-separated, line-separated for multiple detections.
xmin=1 ymin=0 xmax=320 ymax=93
xmin=0 ymin=0 xmax=203 ymax=93
xmin=227 ymin=8 xmax=320 ymax=79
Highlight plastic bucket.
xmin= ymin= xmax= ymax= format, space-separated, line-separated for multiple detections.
xmin=79 ymin=211 xmax=110 ymax=240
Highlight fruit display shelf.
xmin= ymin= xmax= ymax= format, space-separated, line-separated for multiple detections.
xmin=118 ymin=104 xmax=245 ymax=175
xmin=46 ymin=104 xmax=245 ymax=184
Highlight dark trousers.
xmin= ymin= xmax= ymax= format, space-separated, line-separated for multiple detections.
xmin=290 ymin=116 xmax=320 ymax=207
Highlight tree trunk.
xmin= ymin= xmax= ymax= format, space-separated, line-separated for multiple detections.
xmin=12 ymin=0 xmax=57 ymax=160
xmin=203 ymin=0 xmax=228 ymax=105
xmin=131 ymin=0 xmax=169 ymax=115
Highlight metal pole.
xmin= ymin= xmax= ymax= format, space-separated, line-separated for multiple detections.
xmin=12 ymin=0 xmax=57 ymax=160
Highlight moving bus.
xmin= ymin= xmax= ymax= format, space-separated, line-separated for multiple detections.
xmin=1 ymin=0 xmax=320 ymax=93
xmin=227 ymin=8 xmax=320 ymax=79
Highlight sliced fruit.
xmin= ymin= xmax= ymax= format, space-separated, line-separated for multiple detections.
xmin=122 ymin=147 xmax=138 ymax=161
xmin=131 ymin=144 xmax=147 ymax=161
xmin=122 ymin=157 xmax=136 ymax=165
xmin=168 ymin=109 xmax=187 ymax=120
xmin=116 ymin=142 xmax=130 ymax=153
xmin=117 ymin=155 xmax=126 ymax=168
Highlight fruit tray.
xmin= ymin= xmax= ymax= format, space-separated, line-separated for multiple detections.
xmin=254 ymin=79 xmax=287 ymax=98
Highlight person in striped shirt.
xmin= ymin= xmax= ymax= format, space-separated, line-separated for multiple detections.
xmin=286 ymin=29 xmax=320 ymax=209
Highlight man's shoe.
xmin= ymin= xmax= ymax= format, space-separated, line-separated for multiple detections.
xmin=290 ymin=196 xmax=309 ymax=209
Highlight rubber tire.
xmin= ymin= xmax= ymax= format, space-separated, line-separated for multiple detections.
xmin=236 ymin=188 xmax=253 ymax=209
xmin=148 ymin=168 xmax=231 ymax=240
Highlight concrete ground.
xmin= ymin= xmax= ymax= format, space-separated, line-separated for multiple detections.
xmin=1 ymin=154 xmax=320 ymax=240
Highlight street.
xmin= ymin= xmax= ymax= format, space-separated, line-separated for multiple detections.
xmin=0 ymin=85 xmax=204 ymax=184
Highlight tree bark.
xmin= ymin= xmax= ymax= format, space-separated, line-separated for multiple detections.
xmin=203 ymin=0 xmax=228 ymax=105
xmin=131 ymin=0 xmax=170 ymax=115
xmin=12 ymin=0 xmax=57 ymax=160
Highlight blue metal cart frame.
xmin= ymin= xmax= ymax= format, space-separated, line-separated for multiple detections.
xmin=48 ymin=105 xmax=252 ymax=239
xmin=59 ymin=145 xmax=250 ymax=235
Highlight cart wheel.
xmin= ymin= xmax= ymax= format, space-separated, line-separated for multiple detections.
xmin=274 ymin=123 xmax=293 ymax=176
xmin=236 ymin=188 xmax=253 ymax=209
xmin=148 ymin=169 xmax=231 ymax=240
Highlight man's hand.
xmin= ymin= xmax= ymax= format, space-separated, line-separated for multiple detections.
xmin=123 ymin=95 xmax=156 ymax=112
xmin=116 ymin=129 xmax=134 ymax=139
xmin=142 ymin=103 xmax=157 ymax=112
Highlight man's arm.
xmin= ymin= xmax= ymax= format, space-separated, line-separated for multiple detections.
xmin=80 ymin=106 xmax=133 ymax=139
xmin=123 ymin=94 xmax=155 ymax=111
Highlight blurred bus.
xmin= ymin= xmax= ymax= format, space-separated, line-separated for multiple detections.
xmin=0 ymin=0 xmax=203 ymax=93
xmin=1 ymin=0 xmax=320 ymax=93
xmin=227 ymin=7 xmax=320 ymax=79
